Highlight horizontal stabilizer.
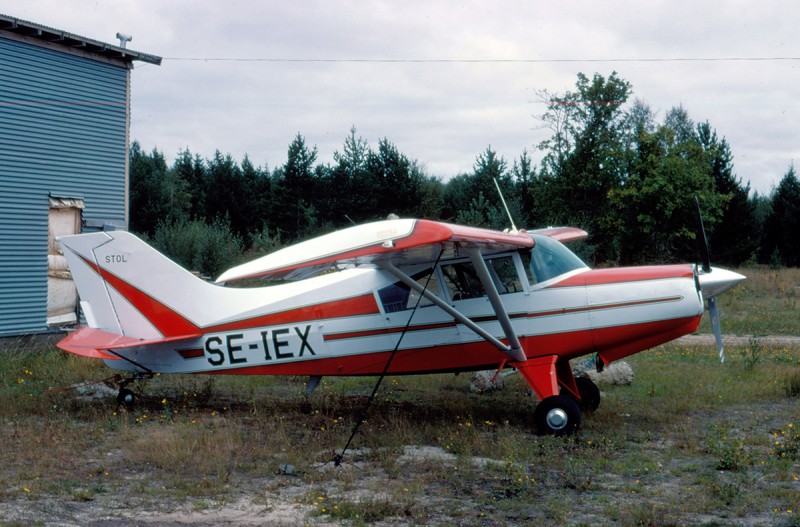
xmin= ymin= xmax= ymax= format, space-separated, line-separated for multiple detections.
xmin=58 ymin=326 xmax=203 ymax=360
xmin=57 ymin=327 xmax=135 ymax=360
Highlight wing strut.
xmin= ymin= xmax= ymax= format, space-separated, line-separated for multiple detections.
xmin=379 ymin=258 xmax=527 ymax=363
xmin=466 ymin=248 xmax=526 ymax=363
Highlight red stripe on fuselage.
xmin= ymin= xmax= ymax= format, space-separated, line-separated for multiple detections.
xmin=323 ymin=320 xmax=458 ymax=341
xmin=322 ymin=295 xmax=682 ymax=342
xmin=206 ymin=340 xmax=509 ymax=376
xmin=552 ymin=265 xmax=695 ymax=288
xmin=203 ymin=315 xmax=700 ymax=377
xmin=79 ymin=255 xmax=200 ymax=338
xmin=177 ymin=348 xmax=204 ymax=359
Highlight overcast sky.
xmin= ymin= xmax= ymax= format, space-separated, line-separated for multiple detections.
xmin=7 ymin=1 xmax=799 ymax=195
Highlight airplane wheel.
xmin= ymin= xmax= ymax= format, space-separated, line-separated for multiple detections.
xmin=534 ymin=395 xmax=580 ymax=436
xmin=560 ymin=377 xmax=601 ymax=412
xmin=574 ymin=377 xmax=601 ymax=412
xmin=116 ymin=388 xmax=136 ymax=407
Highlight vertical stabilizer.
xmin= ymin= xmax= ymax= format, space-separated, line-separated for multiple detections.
xmin=58 ymin=231 xmax=208 ymax=340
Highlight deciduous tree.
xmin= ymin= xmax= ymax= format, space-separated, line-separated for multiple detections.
xmin=536 ymin=72 xmax=632 ymax=262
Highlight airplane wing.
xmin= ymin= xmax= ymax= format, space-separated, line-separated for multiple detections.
xmin=527 ymin=226 xmax=588 ymax=243
xmin=216 ymin=219 xmax=535 ymax=283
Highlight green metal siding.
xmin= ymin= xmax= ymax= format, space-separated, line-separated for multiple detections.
xmin=0 ymin=36 xmax=129 ymax=336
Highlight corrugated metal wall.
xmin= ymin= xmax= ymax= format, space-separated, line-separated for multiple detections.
xmin=0 ymin=36 xmax=129 ymax=336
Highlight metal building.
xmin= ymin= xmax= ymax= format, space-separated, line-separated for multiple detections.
xmin=0 ymin=14 xmax=161 ymax=336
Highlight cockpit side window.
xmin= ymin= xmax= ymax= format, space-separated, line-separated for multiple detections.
xmin=523 ymin=234 xmax=588 ymax=284
xmin=378 ymin=269 xmax=441 ymax=313
xmin=440 ymin=261 xmax=486 ymax=301
xmin=486 ymin=256 xmax=524 ymax=294
xmin=519 ymin=251 xmax=537 ymax=285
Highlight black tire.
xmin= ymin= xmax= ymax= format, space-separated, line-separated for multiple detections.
xmin=116 ymin=388 xmax=136 ymax=407
xmin=533 ymin=395 xmax=581 ymax=436
xmin=574 ymin=376 xmax=601 ymax=412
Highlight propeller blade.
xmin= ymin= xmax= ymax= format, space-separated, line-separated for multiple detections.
xmin=708 ymin=296 xmax=724 ymax=363
xmin=693 ymin=196 xmax=711 ymax=273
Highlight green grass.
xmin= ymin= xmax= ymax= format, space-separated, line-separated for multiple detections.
xmin=0 ymin=266 xmax=798 ymax=525
xmin=2 ymin=343 xmax=799 ymax=525
xmin=699 ymin=266 xmax=800 ymax=335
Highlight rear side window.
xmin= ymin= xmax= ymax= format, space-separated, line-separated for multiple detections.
xmin=440 ymin=261 xmax=486 ymax=301
xmin=378 ymin=270 xmax=441 ymax=312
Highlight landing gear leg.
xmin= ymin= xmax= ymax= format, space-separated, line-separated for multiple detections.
xmin=515 ymin=357 xmax=583 ymax=436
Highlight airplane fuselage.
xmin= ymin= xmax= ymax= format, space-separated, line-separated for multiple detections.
xmin=105 ymin=259 xmax=703 ymax=377
xmin=56 ymin=220 xmax=744 ymax=435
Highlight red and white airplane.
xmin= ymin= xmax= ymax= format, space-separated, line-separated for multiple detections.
xmin=57 ymin=216 xmax=744 ymax=435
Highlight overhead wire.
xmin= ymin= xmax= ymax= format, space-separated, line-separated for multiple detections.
xmin=162 ymin=56 xmax=800 ymax=64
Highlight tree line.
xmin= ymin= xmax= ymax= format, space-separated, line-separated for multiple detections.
xmin=130 ymin=72 xmax=800 ymax=277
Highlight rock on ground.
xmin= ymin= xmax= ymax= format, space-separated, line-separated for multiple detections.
xmin=471 ymin=358 xmax=634 ymax=394
xmin=573 ymin=358 xmax=634 ymax=386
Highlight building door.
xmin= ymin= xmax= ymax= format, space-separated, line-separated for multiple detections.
xmin=47 ymin=197 xmax=84 ymax=327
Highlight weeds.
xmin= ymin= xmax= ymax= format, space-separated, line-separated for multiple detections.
xmin=784 ymin=369 xmax=800 ymax=398
xmin=706 ymin=422 xmax=751 ymax=471
xmin=741 ymin=335 xmax=764 ymax=369
xmin=310 ymin=493 xmax=412 ymax=524
xmin=1 ymin=301 xmax=799 ymax=526
xmin=772 ymin=423 xmax=800 ymax=460
xmin=618 ymin=502 xmax=678 ymax=527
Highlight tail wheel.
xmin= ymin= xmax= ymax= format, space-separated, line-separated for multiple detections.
xmin=116 ymin=388 xmax=136 ymax=407
xmin=533 ymin=395 xmax=581 ymax=436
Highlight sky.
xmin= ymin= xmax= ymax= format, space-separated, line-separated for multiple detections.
xmin=5 ymin=1 xmax=799 ymax=195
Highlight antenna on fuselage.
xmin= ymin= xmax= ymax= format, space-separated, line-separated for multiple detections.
xmin=493 ymin=177 xmax=519 ymax=234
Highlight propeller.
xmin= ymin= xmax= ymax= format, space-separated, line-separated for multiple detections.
xmin=693 ymin=196 xmax=711 ymax=274
xmin=693 ymin=196 xmax=725 ymax=363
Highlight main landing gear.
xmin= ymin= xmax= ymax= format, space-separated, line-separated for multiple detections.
xmin=534 ymin=376 xmax=602 ymax=435
xmin=533 ymin=395 xmax=581 ymax=436
xmin=565 ymin=376 xmax=601 ymax=412
xmin=516 ymin=357 xmax=601 ymax=436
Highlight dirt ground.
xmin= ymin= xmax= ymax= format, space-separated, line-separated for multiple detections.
xmin=1 ymin=336 xmax=799 ymax=526
xmin=676 ymin=334 xmax=800 ymax=348
xmin=2 ymin=400 xmax=798 ymax=526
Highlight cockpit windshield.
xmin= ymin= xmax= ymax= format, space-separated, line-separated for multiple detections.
xmin=521 ymin=234 xmax=588 ymax=284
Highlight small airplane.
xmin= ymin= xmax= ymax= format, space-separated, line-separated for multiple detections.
xmin=56 ymin=207 xmax=744 ymax=435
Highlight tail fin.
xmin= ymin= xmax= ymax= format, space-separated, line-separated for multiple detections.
xmin=58 ymin=231 xmax=212 ymax=341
